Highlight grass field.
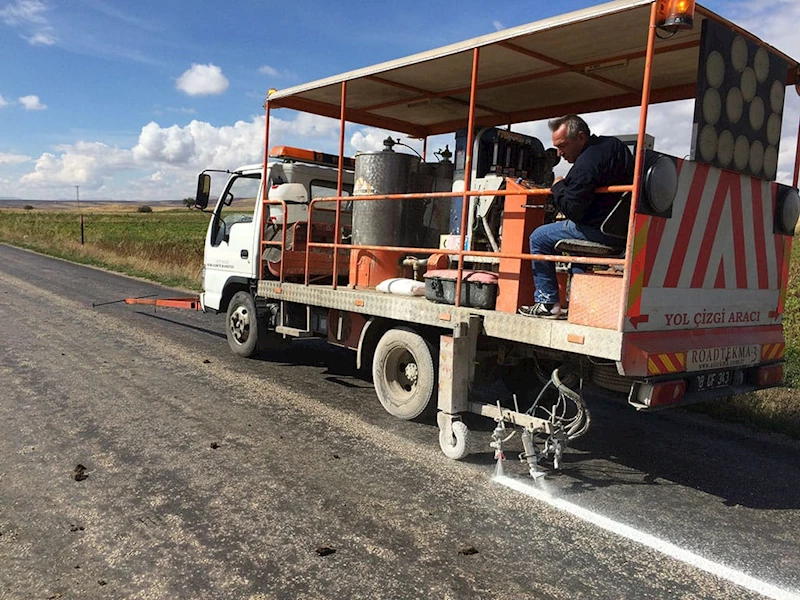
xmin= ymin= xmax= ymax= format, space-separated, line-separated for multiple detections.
xmin=0 ymin=207 xmax=208 ymax=290
xmin=1 ymin=205 xmax=798 ymax=438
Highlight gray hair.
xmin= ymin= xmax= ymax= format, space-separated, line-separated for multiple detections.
xmin=548 ymin=114 xmax=591 ymax=140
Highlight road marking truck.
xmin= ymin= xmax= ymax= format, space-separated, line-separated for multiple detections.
xmin=144 ymin=0 xmax=800 ymax=476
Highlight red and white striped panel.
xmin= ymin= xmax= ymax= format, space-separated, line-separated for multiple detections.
xmin=624 ymin=160 xmax=790 ymax=333
xmin=646 ymin=161 xmax=780 ymax=291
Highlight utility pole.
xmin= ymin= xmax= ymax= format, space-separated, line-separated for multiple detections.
xmin=76 ymin=185 xmax=84 ymax=245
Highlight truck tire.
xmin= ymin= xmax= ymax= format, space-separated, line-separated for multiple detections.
xmin=372 ymin=327 xmax=437 ymax=420
xmin=226 ymin=291 xmax=261 ymax=358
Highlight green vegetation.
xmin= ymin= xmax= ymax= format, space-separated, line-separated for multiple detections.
xmin=0 ymin=205 xmax=797 ymax=438
xmin=0 ymin=207 xmax=208 ymax=290
xmin=689 ymin=243 xmax=800 ymax=439
xmin=785 ymin=239 xmax=800 ymax=376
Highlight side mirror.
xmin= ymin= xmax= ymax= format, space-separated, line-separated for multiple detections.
xmin=195 ymin=173 xmax=211 ymax=209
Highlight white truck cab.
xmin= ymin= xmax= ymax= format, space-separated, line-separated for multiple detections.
xmin=195 ymin=147 xmax=354 ymax=313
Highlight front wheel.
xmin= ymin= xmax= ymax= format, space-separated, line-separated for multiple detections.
xmin=372 ymin=327 xmax=437 ymax=420
xmin=226 ymin=291 xmax=260 ymax=358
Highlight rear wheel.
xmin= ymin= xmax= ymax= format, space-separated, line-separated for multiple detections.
xmin=372 ymin=327 xmax=437 ymax=420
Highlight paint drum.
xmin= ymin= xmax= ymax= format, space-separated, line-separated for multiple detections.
xmin=352 ymin=150 xmax=419 ymax=247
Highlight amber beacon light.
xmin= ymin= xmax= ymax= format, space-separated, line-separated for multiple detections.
xmin=656 ymin=0 xmax=695 ymax=30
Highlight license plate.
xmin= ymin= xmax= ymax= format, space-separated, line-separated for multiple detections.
xmin=686 ymin=344 xmax=759 ymax=370
xmin=689 ymin=369 xmax=735 ymax=391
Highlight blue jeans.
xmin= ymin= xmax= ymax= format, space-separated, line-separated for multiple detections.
xmin=528 ymin=220 xmax=621 ymax=304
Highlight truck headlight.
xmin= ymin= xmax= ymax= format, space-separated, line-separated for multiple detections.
xmin=776 ymin=187 xmax=800 ymax=236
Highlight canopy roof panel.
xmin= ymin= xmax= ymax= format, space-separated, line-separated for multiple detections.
xmin=268 ymin=0 xmax=799 ymax=138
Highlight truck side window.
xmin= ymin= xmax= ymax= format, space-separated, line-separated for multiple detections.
xmin=211 ymin=174 xmax=261 ymax=246
xmin=310 ymin=179 xmax=353 ymax=212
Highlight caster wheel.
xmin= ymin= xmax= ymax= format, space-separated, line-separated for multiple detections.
xmin=439 ymin=420 xmax=470 ymax=460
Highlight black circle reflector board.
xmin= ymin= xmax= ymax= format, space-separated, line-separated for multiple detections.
xmin=691 ymin=19 xmax=787 ymax=181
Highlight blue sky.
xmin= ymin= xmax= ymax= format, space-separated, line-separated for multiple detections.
xmin=1 ymin=0 xmax=799 ymax=200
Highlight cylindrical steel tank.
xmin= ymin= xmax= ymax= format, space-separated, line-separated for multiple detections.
xmin=352 ymin=146 xmax=419 ymax=247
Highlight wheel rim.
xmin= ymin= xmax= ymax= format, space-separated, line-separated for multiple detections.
xmin=384 ymin=346 xmax=418 ymax=399
xmin=229 ymin=305 xmax=251 ymax=344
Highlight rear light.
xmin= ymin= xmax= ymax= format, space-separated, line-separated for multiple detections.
xmin=775 ymin=187 xmax=800 ymax=236
xmin=753 ymin=363 xmax=783 ymax=387
xmin=636 ymin=379 xmax=686 ymax=407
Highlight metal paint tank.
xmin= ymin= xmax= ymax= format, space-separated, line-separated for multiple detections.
xmin=352 ymin=143 xmax=421 ymax=247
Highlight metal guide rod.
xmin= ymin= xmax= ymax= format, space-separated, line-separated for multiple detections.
xmin=794 ymin=116 xmax=800 ymax=188
xmin=455 ymin=47 xmax=481 ymax=309
xmin=92 ymin=294 xmax=156 ymax=308
xmin=303 ymin=240 xmax=625 ymax=267
xmin=260 ymin=99 xmax=271 ymax=280
xmin=331 ymin=81 xmax=347 ymax=290
xmin=468 ymin=401 xmax=552 ymax=433
xmin=618 ymin=0 xmax=659 ymax=332
xmin=123 ymin=297 xmax=202 ymax=310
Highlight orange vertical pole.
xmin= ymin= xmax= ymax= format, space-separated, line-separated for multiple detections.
xmin=455 ymin=47 xmax=481 ymax=308
xmin=618 ymin=1 xmax=658 ymax=331
xmin=332 ymin=81 xmax=347 ymax=290
xmin=793 ymin=116 xmax=800 ymax=188
xmin=260 ymin=98 xmax=271 ymax=280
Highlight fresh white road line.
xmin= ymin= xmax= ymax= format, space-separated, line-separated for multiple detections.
xmin=495 ymin=475 xmax=800 ymax=600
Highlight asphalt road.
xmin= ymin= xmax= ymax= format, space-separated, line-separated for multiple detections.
xmin=1 ymin=243 xmax=799 ymax=600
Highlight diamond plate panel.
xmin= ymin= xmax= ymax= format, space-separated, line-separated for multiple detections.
xmin=257 ymin=282 xmax=623 ymax=360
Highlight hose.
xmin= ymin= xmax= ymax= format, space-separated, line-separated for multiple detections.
xmin=526 ymin=366 xmax=591 ymax=441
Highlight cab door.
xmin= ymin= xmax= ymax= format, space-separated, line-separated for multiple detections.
xmin=203 ymin=173 xmax=261 ymax=310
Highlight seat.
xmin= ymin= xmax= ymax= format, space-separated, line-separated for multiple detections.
xmin=552 ymin=193 xmax=630 ymax=309
xmin=553 ymin=192 xmax=630 ymax=258
xmin=553 ymin=237 xmax=622 ymax=257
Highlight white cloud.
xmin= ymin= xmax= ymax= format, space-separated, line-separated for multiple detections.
xmin=20 ymin=141 xmax=134 ymax=189
xmin=18 ymin=94 xmax=46 ymax=110
xmin=131 ymin=118 xmax=267 ymax=168
xmin=492 ymin=20 xmax=504 ymax=31
xmin=3 ymin=112 xmax=350 ymax=200
xmin=26 ymin=31 xmax=54 ymax=45
xmin=0 ymin=0 xmax=57 ymax=46
xmin=151 ymin=105 xmax=197 ymax=117
xmin=351 ymin=129 xmax=403 ymax=153
xmin=257 ymin=64 xmax=297 ymax=82
xmin=176 ymin=63 xmax=229 ymax=96
xmin=0 ymin=0 xmax=48 ymax=25
xmin=133 ymin=122 xmax=197 ymax=164
xmin=0 ymin=152 xmax=30 ymax=165
xmin=0 ymin=94 xmax=8 ymax=108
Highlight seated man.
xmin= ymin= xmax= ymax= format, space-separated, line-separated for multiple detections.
xmin=520 ymin=114 xmax=634 ymax=319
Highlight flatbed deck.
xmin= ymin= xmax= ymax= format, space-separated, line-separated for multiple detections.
xmin=257 ymin=280 xmax=623 ymax=360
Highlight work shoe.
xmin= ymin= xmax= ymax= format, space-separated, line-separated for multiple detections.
xmin=518 ymin=302 xmax=565 ymax=319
